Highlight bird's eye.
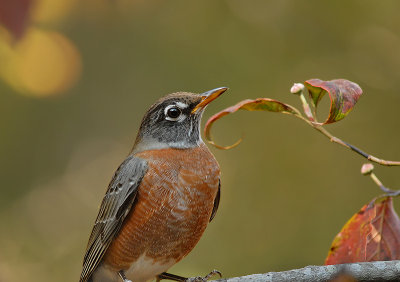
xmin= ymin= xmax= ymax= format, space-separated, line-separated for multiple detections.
xmin=165 ymin=106 xmax=182 ymax=121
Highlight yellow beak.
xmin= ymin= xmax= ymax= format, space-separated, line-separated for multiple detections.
xmin=191 ymin=87 xmax=228 ymax=114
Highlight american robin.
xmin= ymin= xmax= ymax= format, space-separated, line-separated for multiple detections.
xmin=80 ymin=87 xmax=227 ymax=282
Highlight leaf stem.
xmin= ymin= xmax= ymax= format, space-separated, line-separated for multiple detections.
xmin=370 ymin=173 xmax=400 ymax=196
xmin=295 ymin=87 xmax=400 ymax=166
xmin=299 ymin=92 xmax=316 ymax=122
xmin=360 ymin=163 xmax=400 ymax=196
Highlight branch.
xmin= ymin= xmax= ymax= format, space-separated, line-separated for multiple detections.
xmin=361 ymin=163 xmax=400 ymax=197
xmin=313 ymin=125 xmax=400 ymax=167
xmin=291 ymin=86 xmax=400 ymax=167
xmin=216 ymin=260 xmax=400 ymax=282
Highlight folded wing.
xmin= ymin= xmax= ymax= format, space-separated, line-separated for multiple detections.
xmin=80 ymin=155 xmax=148 ymax=282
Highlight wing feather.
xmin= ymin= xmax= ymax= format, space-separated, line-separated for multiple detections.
xmin=80 ymin=155 xmax=148 ymax=282
xmin=209 ymin=179 xmax=221 ymax=222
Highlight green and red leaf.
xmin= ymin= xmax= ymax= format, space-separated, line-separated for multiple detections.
xmin=204 ymin=98 xmax=302 ymax=149
xmin=304 ymin=79 xmax=362 ymax=124
xmin=325 ymin=197 xmax=400 ymax=265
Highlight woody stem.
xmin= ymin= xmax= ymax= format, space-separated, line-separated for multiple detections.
xmin=294 ymin=90 xmax=400 ymax=167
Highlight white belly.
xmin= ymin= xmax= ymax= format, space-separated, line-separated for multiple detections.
xmin=92 ymin=254 xmax=176 ymax=282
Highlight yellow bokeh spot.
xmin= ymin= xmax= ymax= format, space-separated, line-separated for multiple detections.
xmin=0 ymin=27 xmax=82 ymax=97
xmin=32 ymin=0 xmax=79 ymax=24
xmin=0 ymin=27 xmax=26 ymax=92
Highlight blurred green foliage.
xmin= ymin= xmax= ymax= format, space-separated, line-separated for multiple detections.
xmin=1 ymin=1 xmax=400 ymax=281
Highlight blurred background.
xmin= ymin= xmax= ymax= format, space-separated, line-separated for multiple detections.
xmin=1 ymin=0 xmax=400 ymax=281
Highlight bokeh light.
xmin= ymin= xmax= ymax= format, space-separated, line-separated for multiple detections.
xmin=0 ymin=0 xmax=81 ymax=97
xmin=32 ymin=0 xmax=79 ymax=24
xmin=0 ymin=27 xmax=81 ymax=97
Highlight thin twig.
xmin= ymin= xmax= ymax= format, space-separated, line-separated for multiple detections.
xmin=294 ymin=89 xmax=400 ymax=167
xmin=361 ymin=163 xmax=400 ymax=196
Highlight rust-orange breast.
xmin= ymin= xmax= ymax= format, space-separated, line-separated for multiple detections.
xmin=103 ymin=144 xmax=220 ymax=270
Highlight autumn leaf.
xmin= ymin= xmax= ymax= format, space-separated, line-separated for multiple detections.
xmin=325 ymin=197 xmax=400 ymax=265
xmin=204 ymin=98 xmax=302 ymax=149
xmin=304 ymin=79 xmax=362 ymax=124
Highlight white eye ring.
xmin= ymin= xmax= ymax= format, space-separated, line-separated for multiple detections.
xmin=164 ymin=105 xmax=186 ymax=122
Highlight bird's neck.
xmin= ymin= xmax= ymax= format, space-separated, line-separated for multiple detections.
xmin=131 ymin=136 xmax=203 ymax=154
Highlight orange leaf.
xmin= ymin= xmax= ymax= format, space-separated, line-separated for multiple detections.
xmin=325 ymin=197 xmax=400 ymax=265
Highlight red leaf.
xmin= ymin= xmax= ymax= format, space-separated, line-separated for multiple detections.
xmin=304 ymin=79 xmax=362 ymax=124
xmin=204 ymin=98 xmax=302 ymax=149
xmin=0 ymin=0 xmax=33 ymax=39
xmin=325 ymin=197 xmax=400 ymax=265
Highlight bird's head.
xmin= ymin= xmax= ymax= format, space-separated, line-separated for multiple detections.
xmin=132 ymin=87 xmax=227 ymax=153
